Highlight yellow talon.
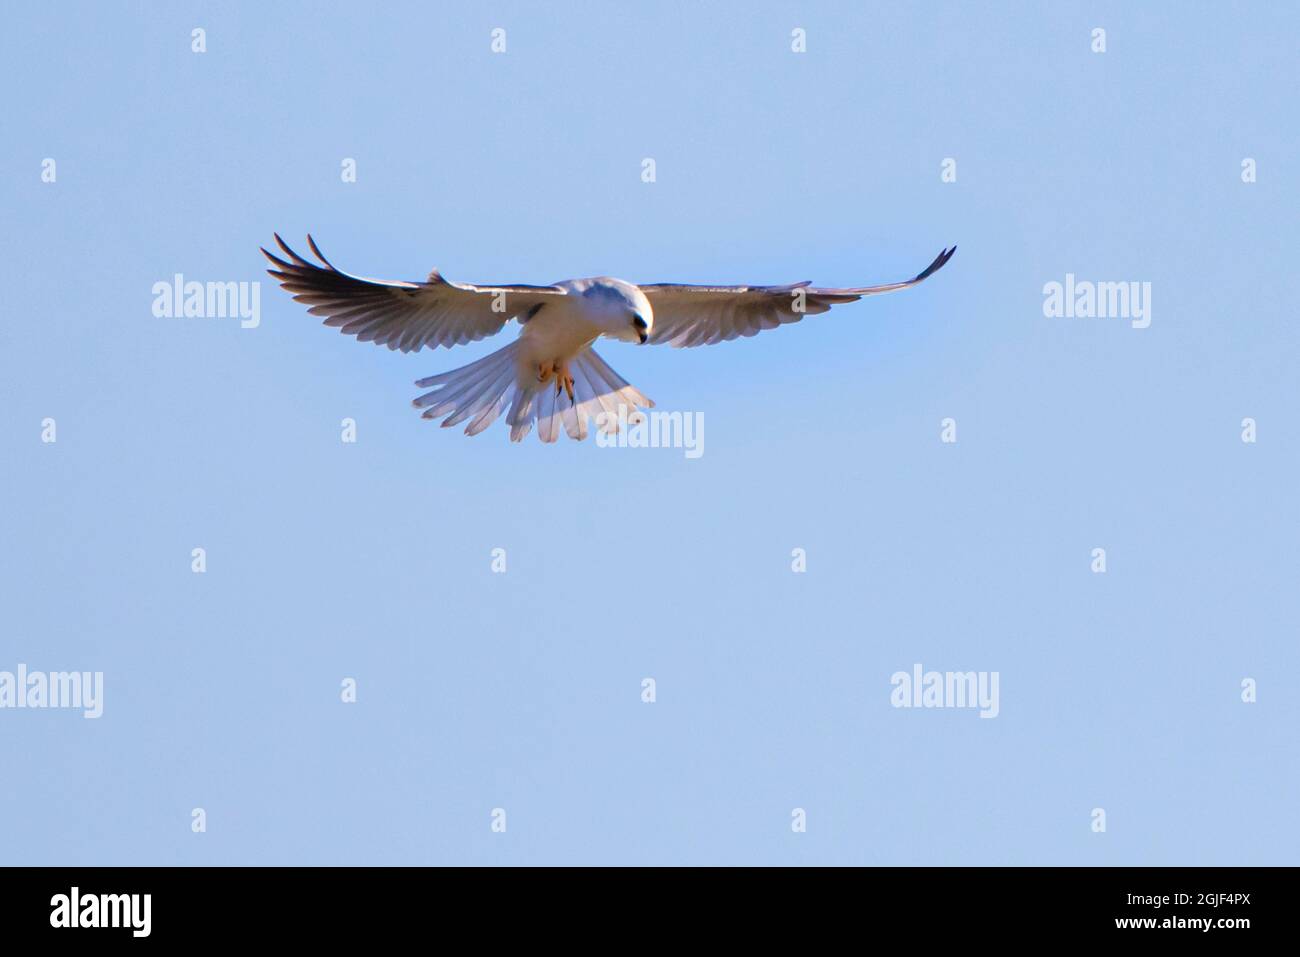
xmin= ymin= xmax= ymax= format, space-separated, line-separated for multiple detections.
xmin=539 ymin=360 xmax=575 ymax=401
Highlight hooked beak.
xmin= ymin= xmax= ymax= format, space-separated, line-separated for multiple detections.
xmin=637 ymin=329 xmax=648 ymax=344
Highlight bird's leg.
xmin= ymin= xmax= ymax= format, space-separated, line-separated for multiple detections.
xmin=537 ymin=360 xmax=555 ymax=384
xmin=554 ymin=360 xmax=575 ymax=401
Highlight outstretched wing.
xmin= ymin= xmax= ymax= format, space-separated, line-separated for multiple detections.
xmin=640 ymin=246 xmax=955 ymax=348
xmin=261 ymin=234 xmax=567 ymax=352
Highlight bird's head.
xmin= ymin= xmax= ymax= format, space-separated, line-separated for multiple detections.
xmin=585 ymin=278 xmax=653 ymax=344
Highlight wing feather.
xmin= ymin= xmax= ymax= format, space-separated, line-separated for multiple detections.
xmin=641 ymin=247 xmax=954 ymax=348
xmin=262 ymin=234 xmax=567 ymax=353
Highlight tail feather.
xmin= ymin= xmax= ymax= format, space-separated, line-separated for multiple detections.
xmin=413 ymin=346 xmax=505 ymax=388
xmin=574 ymin=349 xmax=655 ymax=432
xmin=561 ymin=384 xmax=587 ymax=440
xmin=440 ymin=364 xmax=515 ymax=428
xmin=572 ymin=359 xmax=622 ymax=433
xmin=537 ymin=386 xmax=561 ymax=444
xmin=506 ymin=386 xmax=539 ymax=442
xmin=466 ymin=391 xmax=511 ymax=436
xmin=414 ymin=341 xmax=520 ymax=429
xmin=414 ymin=357 xmax=504 ymax=414
xmin=413 ymin=342 xmax=652 ymax=442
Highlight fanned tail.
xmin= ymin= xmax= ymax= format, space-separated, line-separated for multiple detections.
xmin=412 ymin=341 xmax=520 ymax=436
xmin=413 ymin=343 xmax=653 ymax=443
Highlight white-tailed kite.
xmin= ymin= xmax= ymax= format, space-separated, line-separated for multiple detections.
xmin=262 ymin=235 xmax=955 ymax=443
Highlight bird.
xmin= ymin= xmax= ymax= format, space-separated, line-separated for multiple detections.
xmin=261 ymin=235 xmax=955 ymax=443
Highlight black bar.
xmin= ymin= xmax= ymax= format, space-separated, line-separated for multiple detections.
xmin=0 ymin=866 xmax=1274 ymax=942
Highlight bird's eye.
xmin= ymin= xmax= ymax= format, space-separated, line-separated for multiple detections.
xmin=632 ymin=313 xmax=647 ymax=330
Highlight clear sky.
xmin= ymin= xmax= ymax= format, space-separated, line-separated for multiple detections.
xmin=2 ymin=1 xmax=1296 ymax=865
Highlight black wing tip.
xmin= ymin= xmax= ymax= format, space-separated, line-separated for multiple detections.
xmin=306 ymin=233 xmax=336 ymax=269
xmin=267 ymin=232 xmax=334 ymax=270
xmin=260 ymin=245 xmax=294 ymax=271
xmin=914 ymin=245 xmax=956 ymax=282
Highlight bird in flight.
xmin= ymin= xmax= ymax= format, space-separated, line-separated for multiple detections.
xmin=262 ymin=235 xmax=955 ymax=443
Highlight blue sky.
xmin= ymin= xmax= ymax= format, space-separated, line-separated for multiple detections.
xmin=1 ymin=1 xmax=1297 ymax=864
